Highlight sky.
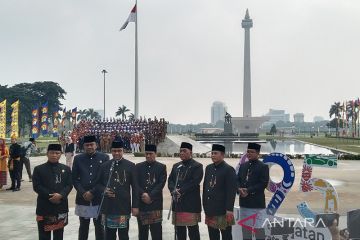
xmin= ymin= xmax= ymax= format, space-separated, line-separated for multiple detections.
xmin=1 ymin=0 xmax=360 ymax=124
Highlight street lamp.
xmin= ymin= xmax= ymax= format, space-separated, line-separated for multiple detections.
xmin=102 ymin=69 xmax=108 ymax=120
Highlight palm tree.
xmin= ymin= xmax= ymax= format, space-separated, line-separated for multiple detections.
xmin=115 ymin=105 xmax=131 ymax=120
xmin=86 ymin=108 xmax=101 ymax=120
xmin=355 ymin=100 xmax=360 ymax=137
xmin=128 ymin=113 xmax=135 ymax=121
xmin=77 ymin=109 xmax=88 ymax=121
xmin=329 ymin=102 xmax=343 ymax=137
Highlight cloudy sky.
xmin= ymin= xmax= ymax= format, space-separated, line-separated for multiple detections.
xmin=1 ymin=0 xmax=360 ymax=124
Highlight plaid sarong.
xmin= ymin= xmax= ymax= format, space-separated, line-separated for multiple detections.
xmin=139 ymin=210 xmax=162 ymax=225
xmin=36 ymin=213 xmax=68 ymax=232
xmin=102 ymin=214 xmax=130 ymax=229
xmin=172 ymin=212 xmax=201 ymax=226
xmin=0 ymin=171 xmax=6 ymax=185
xmin=205 ymin=214 xmax=235 ymax=230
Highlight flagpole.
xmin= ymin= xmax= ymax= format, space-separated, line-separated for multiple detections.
xmin=134 ymin=0 xmax=139 ymax=119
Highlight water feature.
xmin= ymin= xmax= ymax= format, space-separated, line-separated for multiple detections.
xmin=200 ymin=139 xmax=337 ymax=155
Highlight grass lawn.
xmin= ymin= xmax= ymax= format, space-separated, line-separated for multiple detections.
xmin=294 ymin=136 xmax=360 ymax=154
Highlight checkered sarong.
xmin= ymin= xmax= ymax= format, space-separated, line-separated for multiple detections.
xmin=139 ymin=210 xmax=162 ymax=225
xmin=205 ymin=214 xmax=235 ymax=230
xmin=0 ymin=171 xmax=7 ymax=185
xmin=172 ymin=212 xmax=201 ymax=226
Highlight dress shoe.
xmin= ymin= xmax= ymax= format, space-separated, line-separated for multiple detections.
xmin=12 ymin=188 xmax=20 ymax=192
xmin=5 ymin=187 xmax=14 ymax=191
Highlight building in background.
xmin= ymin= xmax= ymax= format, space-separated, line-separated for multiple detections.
xmin=211 ymin=101 xmax=227 ymax=125
xmin=294 ymin=113 xmax=305 ymax=123
xmin=263 ymin=109 xmax=290 ymax=127
xmin=313 ymin=116 xmax=325 ymax=122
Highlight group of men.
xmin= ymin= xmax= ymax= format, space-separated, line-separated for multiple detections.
xmin=33 ymin=135 xmax=269 ymax=240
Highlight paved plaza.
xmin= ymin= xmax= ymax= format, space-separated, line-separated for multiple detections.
xmin=1 ymin=154 xmax=359 ymax=239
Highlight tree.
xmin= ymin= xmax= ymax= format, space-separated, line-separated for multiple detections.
xmin=327 ymin=118 xmax=345 ymax=129
xmin=77 ymin=109 xmax=88 ymax=121
xmin=128 ymin=113 xmax=135 ymax=121
xmin=270 ymin=124 xmax=277 ymax=135
xmin=0 ymin=82 xmax=66 ymax=136
xmin=329 ymin=102 xmax=343 ymax=137
xmin=85 ymin=108 xmax=101 ymax=120
xmin=115 ymin=105 xmax=130 ymax=120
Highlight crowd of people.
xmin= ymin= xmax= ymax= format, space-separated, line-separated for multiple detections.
xmin=65 ymin=117 xmax=167 ymax=153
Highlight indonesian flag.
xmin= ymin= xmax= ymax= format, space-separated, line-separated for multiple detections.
xmin=120 ymin=4 xmax=136 ymax=31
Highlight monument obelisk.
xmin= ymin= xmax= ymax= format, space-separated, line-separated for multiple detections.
xmin=242 ymin=9 xmax=252 ymax=118
xmin=232 ymin=9 xmax=269 ymax=136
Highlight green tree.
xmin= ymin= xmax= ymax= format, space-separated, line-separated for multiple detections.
xmin=0 ymin=82 xmax=66 ymax=136
xmin=329 ymin=102 xmax=343 ymax=137
xmin=77 ymin=109 xmax=88 ymax=121
xmin=85 ymin=108 xmax=101 ymax=120
xmin=128 ymin=113 xmax=135 ymax=121
xmin=115 ymin=105 xmax=130 ymax=120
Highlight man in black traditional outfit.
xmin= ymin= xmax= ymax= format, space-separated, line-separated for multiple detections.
xmin=136 ymin=144 xmax=167 ymax=240
xmin=203 ymin=144 xmax=237 ymax=240
xmin=32 ymin=144 xmax=73 ymax=240
xmin=72 ymin=135 xmax=110 ymax=240
xmin=96 ymin=140 xmax=139 ymax=240
xmin=168 ymin=142 xmax=203 ymax=240
xmin=237 ymin=143 xmax=269 ymax=240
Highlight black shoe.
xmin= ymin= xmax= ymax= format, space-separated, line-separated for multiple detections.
xmin=21 ymin=179 xmax=24 ymax=182
xmin=5 ymin=187 xmax=14 ymax=191
xmin=12 ymin=188 xmax=20 ymax=192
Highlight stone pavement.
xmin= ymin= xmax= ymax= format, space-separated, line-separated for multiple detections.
xmin=1 ymin=154 xmax=359 ymax=239
xmin=0 ymin=205 xmax=210 ymax=239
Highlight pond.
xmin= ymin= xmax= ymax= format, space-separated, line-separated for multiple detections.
xmin=200 ymin=140 xmax=338 ymax=155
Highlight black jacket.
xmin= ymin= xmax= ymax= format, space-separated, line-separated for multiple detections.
xmin=136 ymin=160 xmax=167 ymax=212
xmin=96 ymin=158 xmax=139 ymax=215
xmin=9 ymin=143 xmax=21 ymax=159
xmin=64 ymin=143 xmax=75 ymax=153
xmin=32 ymin=162 xmax=73 ymax=216
xmin=72 ymin=152 xmax=109 ymax=206
xmin=237 ymin=159 xmax=269 ymax=209
xmin=203 ymin=161 xmax=237 ymax=217
xmin=168 ymin=158 xmax=203 ymax=213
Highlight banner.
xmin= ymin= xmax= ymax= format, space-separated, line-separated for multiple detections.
xmin=31 ymin=106 xmax=39 ymax=139
xmin=61 ymin=107 xmax=66 ymax=127
xmin=53 ymin=110 xmax=59 ymax=137
xmin=41 ymin=102 xmax=49 ymax=135
xmin=10 ymin=100 xmax=19 ymax=138
xmin=71 ymin=107 xmax=77 ymax=126
xmin=0 ymin=100 xmax=6 ymax=138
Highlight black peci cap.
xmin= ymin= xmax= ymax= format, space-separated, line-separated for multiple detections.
xmin=145 ymin=144 xmax=157 ymax=152
xmin=180 ymin=142 xmax=192 ymax=151
xmin=212 ymin=144 xmax=225 ymax=153
xmin=47 ymin=144 xmax=62 ymax=152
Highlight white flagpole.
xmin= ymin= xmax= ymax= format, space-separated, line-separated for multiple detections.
xmin=134 ymin=0 xmax=139 ymax=119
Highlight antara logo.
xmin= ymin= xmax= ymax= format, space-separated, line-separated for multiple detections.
xmin=238 ymin=214 xmax=327 ymax=233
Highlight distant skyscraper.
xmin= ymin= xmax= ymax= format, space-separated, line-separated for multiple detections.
xmin=211 ymin=101 xmax=227 ymax=125
xmin=294 ymin=113 xmax=305 ymax=123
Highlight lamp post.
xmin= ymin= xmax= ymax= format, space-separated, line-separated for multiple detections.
xmin=102 ymin=69 xmax=108 ymax=120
